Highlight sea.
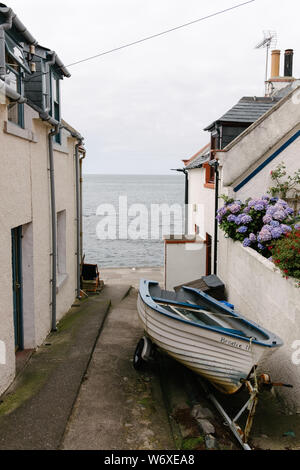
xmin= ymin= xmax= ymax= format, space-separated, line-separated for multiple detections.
xmin=83 ymin=174 xmax=185 ymax=268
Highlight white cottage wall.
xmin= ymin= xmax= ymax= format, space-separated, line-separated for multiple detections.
xmin=0 ymin=102 xmax=79 ymax=395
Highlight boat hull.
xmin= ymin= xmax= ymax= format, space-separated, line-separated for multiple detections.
xmin=137 ymin=294 xmax=272 ymax=394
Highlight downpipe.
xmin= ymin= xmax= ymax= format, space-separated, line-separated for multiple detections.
xmin=49 ymin=124 xmax=61 ymax=332
xmin=75 ymin=140 xmax=83 ymax=299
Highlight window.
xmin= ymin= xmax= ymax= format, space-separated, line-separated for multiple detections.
xmin=57 ymin=210 xmax=67 ymax=279
xmin=50 ymin=71 xmax=61 ymax=144
xmin=5 ymin=52 xmax=24 ymax=128
xmin=204 ymin=133 xmax=218 ymax=188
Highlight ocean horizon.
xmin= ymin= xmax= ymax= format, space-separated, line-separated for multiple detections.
xmin=83 ymin=174 xmax=185 ymax=269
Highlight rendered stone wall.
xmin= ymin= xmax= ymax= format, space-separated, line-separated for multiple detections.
xmin=218 ymin=237 xmax=300 ymax=411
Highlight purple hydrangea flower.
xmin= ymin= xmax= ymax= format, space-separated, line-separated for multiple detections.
xmin=248 ymin=198 xmax=264 ymax=208
xmin=243 ymin=206 xmax=251 ymax=214
xmin=249 ymin=233 xmax=257 ymax=242
xmin=281 ymin=224 xmax=293 ymax=234
xmin=285 ymin=207 xmax=294 ymax=215
xmin=271 ymin=227 xmax=284 ymax=239
xmin=241 ymin=215 xmax=253 ymax=224
xmin=234 ymin=214 xmax=244 ymax=225
xmin=263 ymin=215 xmax=273 ymax=224
xmin=258 ymin=243 xmax=265 ymax=250
xmin=258 ymin=227 xmax=272 ymax=242
xmin=254 ymin=203 xmax=265 ymax=211
xmin=243 ymin=238 xmax=252 ymax=247
xmin=218 ymin=206 xmax=228 ymax=217
xmin=228 ymin=204 xmax=241 ymax=214
xmin=270 ymin=197 xmax=279 ymax=203
xmin=270 ymin=220 xmax=280 ymax=228
xmin=266 ymin=206 xmax=277 ymax=216
xmin=227 ymin=215 xmax=237 ymax=223
xmin=277 ymin=199 xmax=288 ymax=207
xmin=295 ymin=223 xmax=300 ymax=230
xmin=273 ymin=210 xmax=286 ymax=222
xmin=237 ymin=226 xmax=248 ymax=234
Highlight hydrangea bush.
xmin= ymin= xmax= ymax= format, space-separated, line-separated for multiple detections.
xmin=217 ymin=195 xmax=300 ymax=257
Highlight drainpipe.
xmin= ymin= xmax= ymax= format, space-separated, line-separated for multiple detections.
xmin=38 ymin=114 xmax=85 ymax=306
xmin=75 ymin=140 xmax=83 ymax=299
xmin=0 ymin=79 xmax=27 ymax=103
xmin=79 ymin=149 xmax=86 ymax=267
xmin=59 ymin=124 xmax=85 ymax=299
xmin=209 ymin=158 xmax=220 ymax=276
xmin=49 ymin=124 xmax=61 ymax=332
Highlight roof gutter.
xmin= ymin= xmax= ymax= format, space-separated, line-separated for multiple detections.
xmin=0 ymin=5 xmax=13 ymax=79
xmin=0 ymin=4 xmax=70 ymax=78
xmin=0 ymin=77 xmax=27 ymax=103
xmin=0 ymin=4 xmax=38 ymax=45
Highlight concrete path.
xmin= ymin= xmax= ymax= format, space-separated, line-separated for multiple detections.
xmin=0 ymin=285 xmax=129 ymax=450
xmin=61 ymin=288 xmax=175 ymax=450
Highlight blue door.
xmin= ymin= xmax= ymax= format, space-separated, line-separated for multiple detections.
xmin=11 ymin=227 xmax=24 ymax=351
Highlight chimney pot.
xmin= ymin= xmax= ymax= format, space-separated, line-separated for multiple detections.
xmin=284 ymin=49 xmax=294 ymax=77
xmin=271 ymin=50 xmax=281 ymax=78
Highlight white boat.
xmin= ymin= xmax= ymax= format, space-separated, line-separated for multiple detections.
xmin=136 ymin=279 xmax=283 ymax=395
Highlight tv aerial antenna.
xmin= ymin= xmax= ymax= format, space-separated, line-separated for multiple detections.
xmin=255 ymin=31 xmax=278 ymax=94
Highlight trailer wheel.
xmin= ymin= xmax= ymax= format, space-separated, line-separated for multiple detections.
xmin=133 ymin=338 xmax=146 ymax=370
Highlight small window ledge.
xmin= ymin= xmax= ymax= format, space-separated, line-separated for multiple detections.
xmin=56 ymin=273 xmax=69 ymax=293
xmin=4 ymin=120 xmax=38 ymax=142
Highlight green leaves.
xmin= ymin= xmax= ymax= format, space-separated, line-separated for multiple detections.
xmin=269 ymin=163 xmax=300 ymax=200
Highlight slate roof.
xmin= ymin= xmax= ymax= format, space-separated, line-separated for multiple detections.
xmin=185 ymin=144 xmax=211 ymax=170
xmin=204 ymin=96 xmax=281 ymax=131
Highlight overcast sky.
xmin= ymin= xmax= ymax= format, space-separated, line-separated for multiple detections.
xmin=7 ymin=0 xmax=300 ymax=174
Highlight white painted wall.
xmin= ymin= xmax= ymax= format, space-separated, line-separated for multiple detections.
xmin=218 ymin=238 xmax=300 ymax=412
xmin=165 ymin=239 xmax=206 ymax=291
xmin=188 ymin=169 xmax=215 ymax=241
xmin=0 ymin=102 xmax=80 ymax=395
xmin=230 ymin=134 xmax=300 ymax=202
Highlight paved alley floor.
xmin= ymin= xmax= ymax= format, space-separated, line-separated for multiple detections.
xmin=100 ymin=266 xmax=164 ymax=289
xmin=61 ymin=288 xmax=175 ymax=450
xmin=1 ymin=266 xmax=300 ymax=451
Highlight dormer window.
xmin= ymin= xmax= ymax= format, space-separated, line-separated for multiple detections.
xmin=5 ymin=51 xmax=24 ymax=128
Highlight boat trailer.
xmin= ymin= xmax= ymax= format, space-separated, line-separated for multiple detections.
xmin=198 ymin=372 xmax=293 ymax=451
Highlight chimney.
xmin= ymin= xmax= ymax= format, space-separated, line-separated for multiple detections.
xmin=271 ymin=50 xmax=281 ymax=78
xmin=284 ymin=49 xmax=294 ymax=77
xmin=266 ymin=49 xmax=296 ymax=97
